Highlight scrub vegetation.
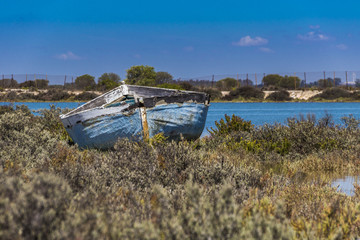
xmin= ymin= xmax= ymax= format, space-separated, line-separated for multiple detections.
xmin=3 ymin=67 xmax=360 ymax=102
xmin=1 ymin=105 xmax=360 ymax=239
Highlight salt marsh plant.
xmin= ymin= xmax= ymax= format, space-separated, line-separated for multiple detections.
xmin=1 ymin=105 xmax=360 ymax=239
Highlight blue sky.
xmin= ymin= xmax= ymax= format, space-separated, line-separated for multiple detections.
xmin=1 ymin=0 xmax=360 ymax=79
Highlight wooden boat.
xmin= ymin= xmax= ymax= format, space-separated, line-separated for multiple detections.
xmin=60 ymin=85 xmax=210 ymax=149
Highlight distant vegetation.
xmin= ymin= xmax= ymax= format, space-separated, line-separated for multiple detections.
xmin=311 ymin=88 xmax=360 ymax=101
xmin=2 ymin=66 xmax=360 ymax=102
xmin=266 ymin=90 xmax=291 ymax=101
xmin=223 ymin=86 xmax=264 ymax=101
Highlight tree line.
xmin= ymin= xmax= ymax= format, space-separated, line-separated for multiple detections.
xmin=2 ymin=67 xmax=360 ymax=93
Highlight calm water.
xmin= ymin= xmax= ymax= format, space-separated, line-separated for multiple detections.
xmin=2 ymin=102 xmax=360 ymax=133
xmin=2 ymin=101 xmax=360 ymax=195
xmin=332 ymin=176 xmax=360 ymax=196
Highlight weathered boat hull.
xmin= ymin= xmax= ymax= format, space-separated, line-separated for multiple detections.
xmin=60 ymin=85 xmax=210 ymax=149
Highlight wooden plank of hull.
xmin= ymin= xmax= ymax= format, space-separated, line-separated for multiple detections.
xmin=60 ymin=84 xmax=210 ymax=149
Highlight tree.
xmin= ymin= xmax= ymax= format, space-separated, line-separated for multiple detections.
xmin=98 ymin=73 xmax=121 ymax=83
xmin=98 ymin=73 xmax=121 ymax=91
xmin=0 ymin=79 xmax=18 ymax=88
xmin=35 ymin=79 xmax=49 ymax=89
xmin=317 ymin=78 xmax=341 ymax=88
xmin=240 ymin=79 xmax=253 ymax=87
xmin=215 ymin=78 xmax=238 ymax=91
xmin=125 ymin=65 xmax=156 ymax=86
xmin=156 ymin=72 xmax=173 ymax=84
xmin=262 ymin=74 xmax=283 ymax=87
xmin=75 ymin=74 xmax=96 ymax=90
xmin=355 ymin=79 xmax=360 ymax=88
xmin=19 ymin=81 xmax=36 ymax=88
xmin=279 ymin=76 xmax=301 ymax=89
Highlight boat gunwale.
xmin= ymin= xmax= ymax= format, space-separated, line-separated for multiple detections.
xmin=60 ymin=84 xmax=209 ymax=119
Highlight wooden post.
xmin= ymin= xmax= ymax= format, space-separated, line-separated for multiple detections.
xmin=346 ymin=71 xmax=348 ymax=89
xmin=333 ymin=71 xmax=336 ymax=87
xmin=255 ymin=73 xmax=257 ymax=88
xmin=304 ymin=72 xmax=306 ymax=89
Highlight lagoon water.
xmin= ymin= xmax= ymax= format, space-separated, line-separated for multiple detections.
xmin=2 ymin=101 xmax=360 ymax=195
xmin=2 ymin=102 xmax=360 ymax=136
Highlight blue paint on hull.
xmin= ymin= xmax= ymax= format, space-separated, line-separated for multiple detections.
xmin=66 ymin=108 xmax=143 ymax=149
xmin=64 ymin=103 xmax=209 ymax=149
xmin=146 ymin=103 xmax=209 ymax=140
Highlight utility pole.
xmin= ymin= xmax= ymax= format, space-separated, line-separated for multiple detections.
xmin=346 ymin=71 xmax=348 ymax=89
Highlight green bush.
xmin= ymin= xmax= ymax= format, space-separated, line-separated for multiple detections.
xmin=223 ymin=86 xmax=264 ymax=100
xmin=0 ymin=173 xmax=72 ymax=240
xmin=156 ymin=83 xmax=184 ymax=90
xmin=266 ymin=90 xmax=291 ymax=101
xmin=311 ymin=88 xmax=353 ymax=100
xmin=74 ymin=91 xmax=99 ymax=101
xmin=203 ymin=88 xmax=222 ymax=100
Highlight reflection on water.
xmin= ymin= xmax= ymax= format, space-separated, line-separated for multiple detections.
xmin=332 ymin=176 xmax=360 ymax=196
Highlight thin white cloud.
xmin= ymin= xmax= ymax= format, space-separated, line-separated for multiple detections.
xmin=298 ymin=31 xmax=329 ymax=41
xmin=55 ymin=51 xmax=81 ymax=60
xmin=259 ymin=47 xmax=274 ymax=53
xmin=309 ymin=25 xmax=320 ymax=29
xmin=183 ymin=46 xmax=194 ymax=52
xmin=336 ymin=44 xmax=348 ymax=50
xmin=233 ymin=36 xmax=268 ymax=47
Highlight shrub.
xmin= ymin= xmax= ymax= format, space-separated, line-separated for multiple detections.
xmin=266 ymin=90 xmax=291 ymax=101
xmin=1 ymin=107 xmax=360 ymax=238
xmin=203 ymin=88 xmax=222 ymax=100
xmin=74 ymin=91 xmax=99 ymax=101
xmin=35 ymin=89 xmax=72 ymax=101
xmin=156 ymin=83 xmax=184 ymax=90
xmin=0 ymin=173 xmax=72 ymax=240
xmin=223 ymin=86 xmax=264 ymax=100
xmin=0 ymin=105 xmax=14 ymax=115
xmin=2 ymin=91 xmax=17 ymax=100
xmin=208 ymin=114 xmax=253 ymax=136
xmin=311 ymin=88 xmax=352 ymax=100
